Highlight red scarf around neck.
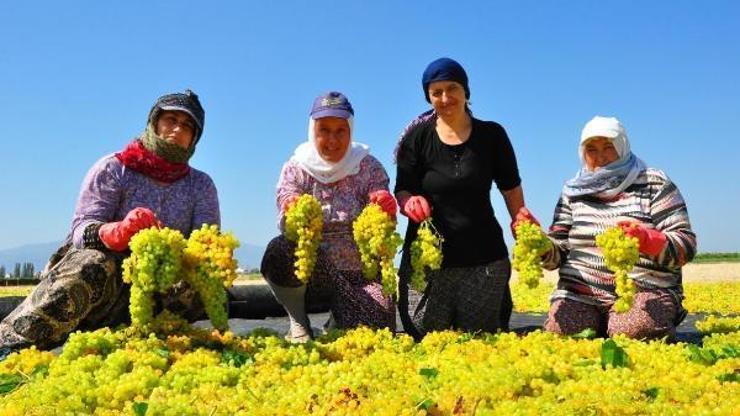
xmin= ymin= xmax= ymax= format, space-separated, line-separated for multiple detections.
xmin=115 ymin=140 xmax=191 ymax=183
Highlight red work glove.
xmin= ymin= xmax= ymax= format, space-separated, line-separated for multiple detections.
xmin=511 ymin=206 xmax=540 ymax=238
xmin=368 ymin=190 xmax=397 ymax=219
xmin=617 ymin=221 xmax=667 ymax=257
xmin=99 ymin=207 xmax=161 ymax=251
xmin=399 ymin=195 xmax=431 ymax=224
xmin=281 ymin=195 xmax=300 ymax=213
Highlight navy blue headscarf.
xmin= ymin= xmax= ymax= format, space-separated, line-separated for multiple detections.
xmin=422 ymin=57 xmax=470 ymax=102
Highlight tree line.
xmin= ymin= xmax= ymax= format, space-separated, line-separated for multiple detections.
xmin=0 ymin=263 xmax=37 ymax=279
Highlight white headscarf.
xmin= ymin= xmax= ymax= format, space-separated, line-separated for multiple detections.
xmin=291 ymin=116 xmax=370 ymax=184
xmin=563 ymin=116 xmax=646 ymax=199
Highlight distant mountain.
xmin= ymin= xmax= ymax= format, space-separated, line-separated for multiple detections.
xmin=0 ymin=241 xmax=62 ymax=271
xmin=0 ymin=240 xmax=266 ymax=274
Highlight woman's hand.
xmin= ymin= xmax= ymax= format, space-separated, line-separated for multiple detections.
xmin=368 ymin=190 xmax=397 ymax=219
xmin=281 ymin=195 xmax=300 ymax=213
xmin=99 ymin=207 xmax=161 ymax=251
xmin=511 ymin=207 xmax=540 ymax=238
xmin=617 ymin=220 xmax=667 ymax=257
xmin=399 ymin=195 xmax=431 ymax=223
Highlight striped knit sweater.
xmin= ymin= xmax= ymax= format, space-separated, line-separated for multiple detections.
xmin=541 ymin=168 xmax=696 ymax=307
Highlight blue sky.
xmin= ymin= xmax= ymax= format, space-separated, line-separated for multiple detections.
xmin=1 ymin=1 xmax=738 ymax=253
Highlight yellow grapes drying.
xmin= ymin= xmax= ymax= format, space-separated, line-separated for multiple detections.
xmin=595 ymin=227 xmax=640 ymax=313
xmin=512 ymin=221 xmax=551 ymax=288
xmin=1 ymin=323 xmax=738 ymax=415
xmin=353 ymin=203 xmax=403 ymax=296
xmin=284 ymin=194 xmax=323 ymax=284
xmin=184 ymin=224 xmax=241 ymax=331
xmin=409 ymin=218 xmax=443 ymax=292
xmin=122 ymin=227 xmax=187 ymax=326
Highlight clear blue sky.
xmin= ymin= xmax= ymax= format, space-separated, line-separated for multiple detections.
xmin=1 ymin=1 xmax=738 ymax=253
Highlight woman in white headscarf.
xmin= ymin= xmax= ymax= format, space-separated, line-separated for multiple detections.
xmin=260 ymin=91 xmax=397 ymax=342
xmin=515 ymin=116 xmax=697 ymax=340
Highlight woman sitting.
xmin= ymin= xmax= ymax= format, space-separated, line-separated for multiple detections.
xmin=516 ymin=116 xmax=696 ymax=340
xmin=261 ymin=92 xmax=397 ymax=342
xmin=0 ymin=90 xmax=219 ymax=353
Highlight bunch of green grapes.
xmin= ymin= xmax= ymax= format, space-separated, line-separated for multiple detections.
xmin=512 ymin=221 xmax=551 ymax=289
xmin=284 ymin=194 xmax=323 ymax=284
xmin=409 ymin=219 xmax=443 ymax=292
xmin=596 ymin=227 xmax=640 ymax=313
xmin=353 ymin=203 xmax=403 ymax=296
xmin=184 ymin=224 xmax=241 ymax=332
xmin=122 ymin=227 xmax=187 ymax=326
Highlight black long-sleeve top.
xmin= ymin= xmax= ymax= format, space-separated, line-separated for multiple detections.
xmin=395 ymin=117 xmax=521 ymax=267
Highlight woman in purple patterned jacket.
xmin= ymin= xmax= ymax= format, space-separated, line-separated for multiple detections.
xmin=0 ymin=90 xmax=219 ymax=354
xmin=261 ymin=91 xmax=397 ymax=343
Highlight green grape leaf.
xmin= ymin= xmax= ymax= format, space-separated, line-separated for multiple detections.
xmin=687 ymin=345 xmax=718 ymax=365
xmin=133 ymin=401 xmax=148 ymax=416
xmin=717 ymin=372 xmax=739 ymax=383
xmin=221 ymin=349 xmax=254 ymax=368
xmin=721 ymin=346 xmax=738 ymax=358
xmin=419 ymin=367 xmax=439 ymax=379
xmin=601 ymin=339 xmax=628 ymax=369
xmin=30 ymin=364 xmax=49 ymax=378
xmin=574 ymin=359 xmax=598 ymax=367
xmin=642 ymin=387 xmax=660 ymax=400
xmin=0 ymin=373 xmax=23 ymax=395
xmin=571 ymin=328 xmax=598 ymax=339
xmin=416 ymin=398 xmax=435 ymax=410
xmin=154 ymin=348 xmax=170 ymax=359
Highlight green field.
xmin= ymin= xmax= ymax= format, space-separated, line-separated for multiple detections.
xmin=693 ymin=252 xmax=740 ymax=263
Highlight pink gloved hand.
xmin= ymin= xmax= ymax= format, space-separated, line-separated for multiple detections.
xmin=368 ymin=190 xmax=397 ymax=219
xmin=511 ymin=206 xmax=541 ymax=238
xmin=99 ymin=207 xmax=161 ymax=251
xmin=400 ymin=195 xmax=431 ymax=223
xmin=617 ymin=220 xmax=667 ymax=257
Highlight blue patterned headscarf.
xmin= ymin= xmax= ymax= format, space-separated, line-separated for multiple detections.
xmin=562 ymin=116 xmax=647 ymax=199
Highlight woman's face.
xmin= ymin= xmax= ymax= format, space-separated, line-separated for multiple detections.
xmin=314 ymin=117 xmax=350 ymax=163
xmin=428 ymin=80 xmax=467 ymax=118
xmin=583 ymin=137 xmax=619 ymax=170
xmin=155 ymin=110 xmax=195 ymax=149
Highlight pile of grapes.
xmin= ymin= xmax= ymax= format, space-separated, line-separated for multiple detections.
xmin=0 ymin=318 xmax=737 ymax=414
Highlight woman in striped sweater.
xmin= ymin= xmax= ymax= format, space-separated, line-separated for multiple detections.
xmin=516 ymin=116 xmax=696 ymax=340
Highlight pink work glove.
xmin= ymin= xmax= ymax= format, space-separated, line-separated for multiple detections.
xmin=511 ymin=206 xmax=540 ymax=238
xmin=369 ymin=190 xmax=397 ymax=219
xmin=399 ymin=195 xmax=431 ymax=224
xmin=99 ymin=207 xmax=161 ymax=251
xmin=617 ymin=221 xmax=667 ymax=257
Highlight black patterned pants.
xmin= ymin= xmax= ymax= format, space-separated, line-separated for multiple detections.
xmin=398 ymin=255 xmax=512 ymax=340
xmin=0 ymin=244 xmax=203 ymax=351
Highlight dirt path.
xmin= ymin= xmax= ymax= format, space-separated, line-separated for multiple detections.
xmin=514 ymin=262 xmax=740 ymax=283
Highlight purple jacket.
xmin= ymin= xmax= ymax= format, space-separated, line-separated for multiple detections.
xmin=68 ymin=154 xmax=220 ymax=248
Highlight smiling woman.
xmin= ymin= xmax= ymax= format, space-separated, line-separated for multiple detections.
xmin=260 ymin=91 xmax=398 ymax=342
xmin=394 ymin=57 xmax=532 ymax=340
xmin=0 ymin=90 xmax=221 ymax=357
